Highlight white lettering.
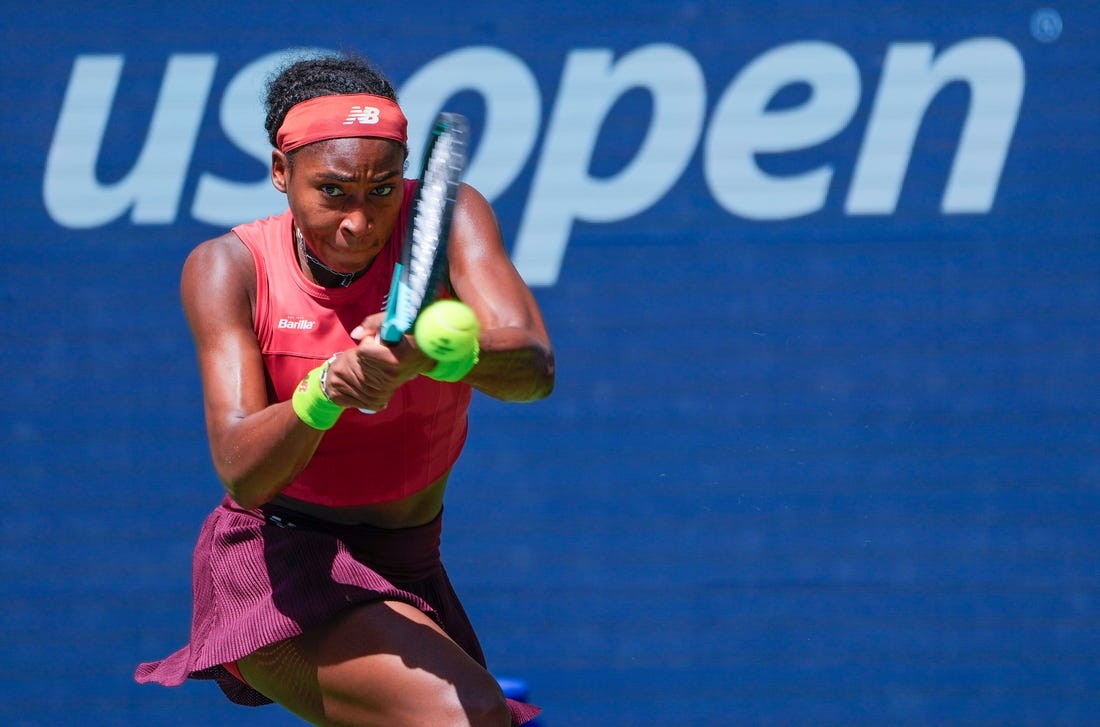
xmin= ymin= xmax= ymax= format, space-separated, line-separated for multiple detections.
xmin=705 ymin=42 xmax=860 ymax=220
xmin=846 ymin=38 xmax=1025 ymax=214
xmin=277 ymin=317 xmax=316 ymax=330
xmin=42 ymin=40 xmax=1026 ymax=287
xmin=399 ymin=46 xmax=541 ymax=203
xmin=192 ymin=49 xmax=320 ymax=226
xmin=512 ymin=44 xmax=706 ymax=285
xmin=44 ymin=54 xmax=216 ymax=227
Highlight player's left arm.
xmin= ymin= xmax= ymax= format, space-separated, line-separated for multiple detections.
xmin=446 ymin=183 xmax=554 ymax=402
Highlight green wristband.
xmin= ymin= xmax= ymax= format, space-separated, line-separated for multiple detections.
xmin=292 ymin=360 xmax=344 ymax=430
xmin=423 ymin=343 xmax=480 ymax=383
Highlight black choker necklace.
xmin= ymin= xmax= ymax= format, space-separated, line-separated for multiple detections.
xmin=296 ymin=228 xmax=371 ymax=288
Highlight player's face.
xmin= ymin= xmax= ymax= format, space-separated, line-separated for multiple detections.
xmin=274 ymin=137 xmax=407 ymax=272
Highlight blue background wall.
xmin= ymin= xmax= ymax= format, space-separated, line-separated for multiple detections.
xmin=2 ymin=1 xmax=1098 ymax=725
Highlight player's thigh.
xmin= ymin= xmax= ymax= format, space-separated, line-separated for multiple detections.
xmin=238 ymin=599 xmax=508 ymax=727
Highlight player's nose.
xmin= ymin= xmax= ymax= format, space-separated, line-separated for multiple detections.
xmin=339 ymin=205 xmax=374 ymax=239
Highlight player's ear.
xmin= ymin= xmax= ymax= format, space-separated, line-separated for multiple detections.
xmin=271 ymin=150 xmax=289 ymax=193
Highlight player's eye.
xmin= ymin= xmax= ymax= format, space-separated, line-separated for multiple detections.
xmin=372 ymin=184 xmax=395 ymax=197
xmin=320 ymin=184 xmax=343 ymax=197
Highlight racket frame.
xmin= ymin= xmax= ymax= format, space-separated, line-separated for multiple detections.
xmin=379 ymin=112 xmax=469 ymax=345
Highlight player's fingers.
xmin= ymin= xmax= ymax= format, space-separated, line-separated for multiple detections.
xmin=321 ymin=351 xmax=390 ymax=412
xmin=350 ymin=312 xmax=387 ymax=341
xmin=350 ymin=350 xmax=403 ymax=406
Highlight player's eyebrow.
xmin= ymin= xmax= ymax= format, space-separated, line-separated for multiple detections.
xmin=315 ymin=169 xmax=401 ymax=184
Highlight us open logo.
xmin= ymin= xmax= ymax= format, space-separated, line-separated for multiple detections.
xmin=44 ymin=39 xmax=1028 ymax=286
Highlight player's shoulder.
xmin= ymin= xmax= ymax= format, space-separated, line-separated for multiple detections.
xmin=187 ymin=230 xmax=250 ymax=267
xmin=453 ymin=182 xmax=496 ymax=225
xmin=456 ymin=181 xmax=488 ymax=205
xmin=183 ymin=230 xmax=256 ymax=290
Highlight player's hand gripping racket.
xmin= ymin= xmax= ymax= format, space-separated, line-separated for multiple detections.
xmin=378 ymin=112 xmax=469 ymax=345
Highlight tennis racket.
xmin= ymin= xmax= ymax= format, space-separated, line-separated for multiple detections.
xmin=378 ymin=112 xmax=469 ymax=345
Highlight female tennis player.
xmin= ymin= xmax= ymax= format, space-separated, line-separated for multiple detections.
xmin=135 ymin=52 xmax=553 ymax=727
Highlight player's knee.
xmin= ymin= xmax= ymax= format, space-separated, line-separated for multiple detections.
xmin=408 ymin=668 xmax=508 ymax=727
xmin=457 ymin=679 xmax=510 ymax=727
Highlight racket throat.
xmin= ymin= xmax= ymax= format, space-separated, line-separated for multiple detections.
xmin=379 ymin=263 xmax=411 ymax=344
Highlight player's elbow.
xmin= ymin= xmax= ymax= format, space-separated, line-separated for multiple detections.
xmin=213 ymin=460 xmax=280 ymax=511
xmin=222 ymin=483 xmax=270 ymax=511
xmin=537 ymin=355 xmax=556 ymax=399
xmin=521 ymin=349 xmax=556 ymax=402
xmin=216 ymin=473 xmax=264 ymax=510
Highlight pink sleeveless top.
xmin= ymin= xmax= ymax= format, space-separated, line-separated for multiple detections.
xmin=232 ymin=179 xmax=471 ymax=506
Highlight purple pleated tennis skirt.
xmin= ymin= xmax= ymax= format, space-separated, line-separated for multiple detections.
xmin=134 ymin=495 xmax=540 ymax=726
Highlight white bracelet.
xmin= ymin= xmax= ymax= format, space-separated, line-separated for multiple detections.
xmin=319 ymin=354 xmax=338 ymax=401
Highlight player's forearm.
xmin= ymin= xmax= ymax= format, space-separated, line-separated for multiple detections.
xmin=208 ymin=403 xmax=324 ymax=509
xmin=463 ymin=327 xmax=554 ymax=402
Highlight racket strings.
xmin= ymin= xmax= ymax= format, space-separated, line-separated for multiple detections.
xmin=406 ymin=130 xmax=460 ymax=312
xmin=380 ymin=114 xmax=467 ymax=343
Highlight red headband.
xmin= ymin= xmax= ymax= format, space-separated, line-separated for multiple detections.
xmin=276 ymin=94 xmax=408 ymax=153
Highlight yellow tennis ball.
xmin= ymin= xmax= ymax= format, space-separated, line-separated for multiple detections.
xmin=414 ymin=300 xmax=480 ymax=362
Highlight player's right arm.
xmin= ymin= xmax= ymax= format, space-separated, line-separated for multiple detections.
xmin=180 ymin=233 xmax=324 ymax=509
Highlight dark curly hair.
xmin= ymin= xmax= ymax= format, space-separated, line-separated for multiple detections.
xmin=263 ymin=53 xmax=399 ymax=150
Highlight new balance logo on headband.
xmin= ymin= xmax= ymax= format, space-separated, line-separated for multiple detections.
xmin=343 ymin=106 xmax=382 ymax=125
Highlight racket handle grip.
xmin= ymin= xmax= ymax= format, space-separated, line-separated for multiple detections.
xmin=379 ymin=264 xmax=408 ymax=345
